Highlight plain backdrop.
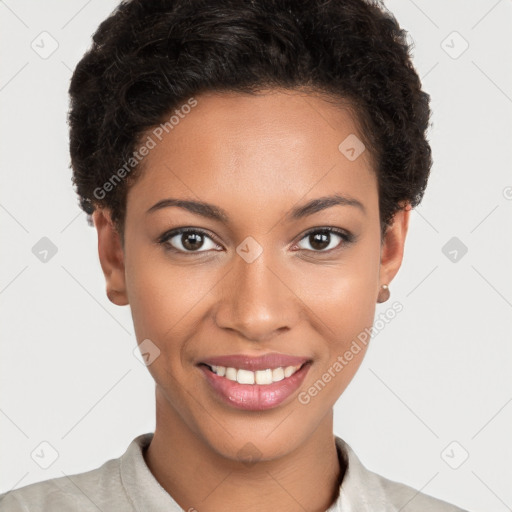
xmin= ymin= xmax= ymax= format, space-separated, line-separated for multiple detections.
xmin=1 ymin=1 xmax=511 ymax=510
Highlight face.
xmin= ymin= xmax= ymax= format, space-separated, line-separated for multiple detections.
xmin=94 ymin=89 xmax=409 ymax=461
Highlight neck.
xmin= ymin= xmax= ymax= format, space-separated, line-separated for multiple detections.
xmin=144 ymin=386 xmax=344 ymax=512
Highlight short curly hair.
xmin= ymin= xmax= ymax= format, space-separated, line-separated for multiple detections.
xmin=68 ymin=0 xmax=432 ymax=238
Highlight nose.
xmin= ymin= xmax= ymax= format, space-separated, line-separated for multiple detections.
xmin=213 ymin=248 xmax=300 ymax=342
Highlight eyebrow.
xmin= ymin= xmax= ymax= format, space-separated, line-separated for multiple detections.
xmin=146 ymin=193 xmax=366 ymax=222
xmin=287 ymin=194 xmax=366 ymax=220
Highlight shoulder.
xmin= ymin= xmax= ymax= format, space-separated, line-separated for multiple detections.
xmin=373 ymin=474 xmax=469 ymax=511
xmin=0 ymin=454 xmax=129 ymax=512
xmin=334 ymin=436 xmax=470 ymax=512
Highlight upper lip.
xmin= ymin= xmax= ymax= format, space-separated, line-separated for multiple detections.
xmin=199 ymin=352 xmax=311 ymax=371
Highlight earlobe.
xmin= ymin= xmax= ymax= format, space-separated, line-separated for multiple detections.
xmin=92 ymin=209 xmax=129 ymax=306
xmin=378 ymin=204 xmax=411 ymax=296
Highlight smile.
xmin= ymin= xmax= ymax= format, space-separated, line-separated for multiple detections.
xmin=199 ymin=362 xmax=312 ymax=411
xmin=204 ymin=363 xmax=304 ymax=385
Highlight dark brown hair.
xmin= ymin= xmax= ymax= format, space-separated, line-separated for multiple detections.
xmin=68 ymin=0 xmax=432 ymax=237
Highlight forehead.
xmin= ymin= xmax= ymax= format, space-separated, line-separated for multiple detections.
xmin=126 ymin=89 xmax=378 ymax=224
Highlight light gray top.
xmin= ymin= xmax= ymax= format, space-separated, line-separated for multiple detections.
xmin=0 ymin=433 xmax=469 ymax=511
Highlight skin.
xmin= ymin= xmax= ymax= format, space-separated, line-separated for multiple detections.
xmin=93 ymin=89 xmax=410 ymax=512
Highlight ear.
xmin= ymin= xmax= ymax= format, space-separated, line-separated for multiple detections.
xmin=92 ymin=208 xmax=129 ymax=306
xmin=378 ymin=204 xmax=411 ymax=291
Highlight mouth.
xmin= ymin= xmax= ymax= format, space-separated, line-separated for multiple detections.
xmin=199 ymin=361 xmax=309 ymax=385
xmin=198 ymin=352 xmax=311 ymax=373
xmin=198 ymin=360 xmax=312 ymax=411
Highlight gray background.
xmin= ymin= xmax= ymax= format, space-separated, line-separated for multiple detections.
xmin=1 ymin=1 xmax=511 ymax=510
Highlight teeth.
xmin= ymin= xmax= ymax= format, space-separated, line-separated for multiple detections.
xmin=255 ymin=369 xmax=272 ymax=385
xmin=225 ymin=367 xmax=237 ymax=381
xmin=284 ymin=366 xmax=297 ymax=378
xmin=272 ymin=367 xmax=285 ymax=382
xmin=237 ymin=369 xmax=254 ymax=384
xmin=208 ymin=364 xmax=303 ymax=385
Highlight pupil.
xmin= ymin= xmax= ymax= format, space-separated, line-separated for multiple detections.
xmin=182 ymin=232 xmax=203 ymax=250
xmin=310 ymin=232 xmax=330 ymax=250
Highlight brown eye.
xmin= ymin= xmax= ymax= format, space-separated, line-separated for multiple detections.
xmin=180 ymin=232 xmax=205 ymax=251
xmin=296 ymin=228 xmax=352 ymax=253
xmin=159 ymin=228 xmax=220 ymax=253
xmin=309 ymin=231 xmax=330 ymax=251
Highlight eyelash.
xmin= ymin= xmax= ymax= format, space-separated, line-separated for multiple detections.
xmin=157 ymin=226 xmax=355 ymax=255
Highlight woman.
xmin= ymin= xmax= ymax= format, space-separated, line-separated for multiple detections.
xmin=0 ymin=0 xmax=470 ymax=510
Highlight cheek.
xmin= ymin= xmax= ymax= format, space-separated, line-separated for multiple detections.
xmin=125 ymin=255 xmax=216 ymax=397
xmin=304 ymin=268 xmax=377 ymax=330
xmin=294 ymin=237 xmax=381 ymax=340
xmin=292 ymin=238 xmax=380 ymax=400
xmin=126 ymin=252 xmax=215 ymax=344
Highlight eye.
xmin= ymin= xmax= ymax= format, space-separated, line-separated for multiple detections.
xmin=158 ymin=228 xmax=222 ymax=253
xmin=295 ymin=227 xmax=354 ymax=253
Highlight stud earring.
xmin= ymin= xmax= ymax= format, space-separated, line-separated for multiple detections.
xmin=377 ymin=284 xmax=390 ymax=303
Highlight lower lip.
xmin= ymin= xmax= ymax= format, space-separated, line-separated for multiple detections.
xmin=199 ymin=363 xmax=311 ymax=411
